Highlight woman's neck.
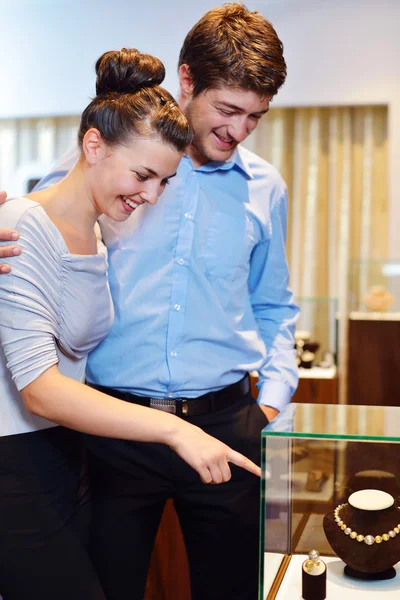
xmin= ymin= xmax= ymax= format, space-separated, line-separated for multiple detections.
xmin=27 ymin=158 xmax=100 ymax=236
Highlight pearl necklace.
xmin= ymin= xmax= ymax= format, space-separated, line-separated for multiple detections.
xmin=334 ymin=503 xmax=400 ymax=545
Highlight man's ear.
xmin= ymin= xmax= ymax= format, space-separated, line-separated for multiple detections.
xmin=82 ymin=128 xmax=105 ymax=165
xmin=178 ymin=64 xmax=195 ymax=98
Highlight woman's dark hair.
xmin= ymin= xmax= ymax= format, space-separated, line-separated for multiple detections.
xmin=178 ymin=3 xmax=286 ymax=98
xmin=78 ymin=48 xmax=192 ymax=152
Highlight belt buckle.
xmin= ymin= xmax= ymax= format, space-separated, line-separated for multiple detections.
xmin=149 ymin=398 xmax=176 ymax=415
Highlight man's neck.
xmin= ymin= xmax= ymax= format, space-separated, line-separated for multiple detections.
xmin=186 ymin=144 xmax=209 ymax=169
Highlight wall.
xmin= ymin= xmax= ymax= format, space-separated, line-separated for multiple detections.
xmin=1 ymin=0 xmax=399 ymax=254
xmin=249 ymin=0 xmax=400 ymax=258
xmin=0 ymin=0 xmax=217 ymax=118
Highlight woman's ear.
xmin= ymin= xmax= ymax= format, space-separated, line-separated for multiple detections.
xmin=82 ymin=128 xmax=105 ymax=165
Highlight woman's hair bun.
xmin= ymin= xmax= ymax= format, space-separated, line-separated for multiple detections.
xmin=95 ymin=48 xmax=165 ymax=96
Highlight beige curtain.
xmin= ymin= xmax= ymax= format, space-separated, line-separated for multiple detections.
xmin=3 ymin=108 xmax=388 ymax=283
xmin=243 ymin=105 xmax=388 ymax=401
xmin=0 ymin=116 xmax=80 ymax=197
xmin=244 ymin=106 xmax=388 ymax=296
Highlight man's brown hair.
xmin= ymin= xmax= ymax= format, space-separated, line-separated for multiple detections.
xmin=178 ymin=3 xmax=286 ymax=98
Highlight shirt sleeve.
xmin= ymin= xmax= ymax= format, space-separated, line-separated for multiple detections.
xmin=34 ymin=145 xmax=80 ymax=191
xmin=0 ymin=205 xmax=62 ymax=391
xmin=248 ymin=186 xmax=300 ymax=411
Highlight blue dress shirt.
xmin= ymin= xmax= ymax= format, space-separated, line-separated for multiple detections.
xmin=37 ymin=145 xmax=299 ymax=411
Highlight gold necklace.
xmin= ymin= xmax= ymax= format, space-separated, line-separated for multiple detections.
xmin=334 ymin=503 xmax=400 ymax=545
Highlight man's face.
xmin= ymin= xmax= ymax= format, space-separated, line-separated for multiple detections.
xmin=183 ymin=86 xmax=271 ymax=167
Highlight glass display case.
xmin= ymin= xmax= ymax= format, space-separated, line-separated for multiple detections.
xmin=295 ymin=297 xmax=338 ymax=377
xmin=260 ymin=403 xmax=400 ymax=599
xmin=348 ymin=259 xmax=400 ymax=318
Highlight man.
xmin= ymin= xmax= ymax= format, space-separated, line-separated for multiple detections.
xmin=0 ymin=4 xmax=299 ymax=599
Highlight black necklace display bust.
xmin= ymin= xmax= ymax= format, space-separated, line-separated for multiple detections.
xmin=323 ymin=489 xmax=400 ymax=580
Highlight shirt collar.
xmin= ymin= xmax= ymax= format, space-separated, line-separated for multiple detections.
xmin=182 ymin=145 xmax=254 ymax=180
xmin=231 ymin=146 xmax=254 ymax=180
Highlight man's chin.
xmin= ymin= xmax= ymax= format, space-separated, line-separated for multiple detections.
xmin=190 ymin=139 xmax=236 ymax=166
xmin=206 ymin=143 xmax=236 ymax=163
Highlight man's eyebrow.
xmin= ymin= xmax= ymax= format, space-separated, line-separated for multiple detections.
xmin=215 ymin=101 xmax=269 ymax=116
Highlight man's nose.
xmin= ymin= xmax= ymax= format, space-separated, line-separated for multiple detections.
xmin=229 ymin=117 xmax=249 ymax=143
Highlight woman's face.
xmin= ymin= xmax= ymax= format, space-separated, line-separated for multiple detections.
xmin=88 ymin=133 xmax=182 ymax=221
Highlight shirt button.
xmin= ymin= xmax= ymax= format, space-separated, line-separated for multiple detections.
xmin=184 ymin=212 xmax=192 ymax=220
xmin=167 ymin=392 xmax=173 ymax=398
xmin=170 ymin=351 xmax=177 ymax=357
xmin=177 ymin=258 xmax=185 ymax=265
xmin=174 ymin=304 xmax=181 ymax=311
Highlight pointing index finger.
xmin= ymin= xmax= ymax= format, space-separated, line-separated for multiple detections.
xmin=227 ymin=449 xmax=261 ymax=478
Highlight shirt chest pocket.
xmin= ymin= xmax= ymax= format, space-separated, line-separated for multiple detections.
xmin=201 ymin=212 xmax=255 ymax=281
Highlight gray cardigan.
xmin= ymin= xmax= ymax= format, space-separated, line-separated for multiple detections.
xmin=0 ymin=197 xmax=113 ymax=436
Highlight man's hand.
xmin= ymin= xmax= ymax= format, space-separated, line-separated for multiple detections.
xmin=260 ymin=405 xmax=279 ymax=422
xmin=0 ymin=191 xmax=21 ymax=273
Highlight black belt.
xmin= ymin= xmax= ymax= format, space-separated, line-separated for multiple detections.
xmin=89 ymin=375 xmax=250 ymax=418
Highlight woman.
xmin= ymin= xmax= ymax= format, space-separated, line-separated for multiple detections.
xmin=0 ymin=48 xmax=259 ymax=600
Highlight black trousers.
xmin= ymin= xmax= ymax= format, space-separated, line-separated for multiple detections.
xmin=0 ymin=427 xmax=106 ymax=600
xmin=86 ymin=392 xmax=268 ymax=600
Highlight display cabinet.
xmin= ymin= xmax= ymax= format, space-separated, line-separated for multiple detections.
xmin=260 ymin=403 xmax=400 ymax=599
xmin=348 ymin=259 xmax=400 ymax=317
xmin=295 ymin=297 xmax=338 ymax=375
xmin=347 ymin=260 xmax=400 ymax=406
